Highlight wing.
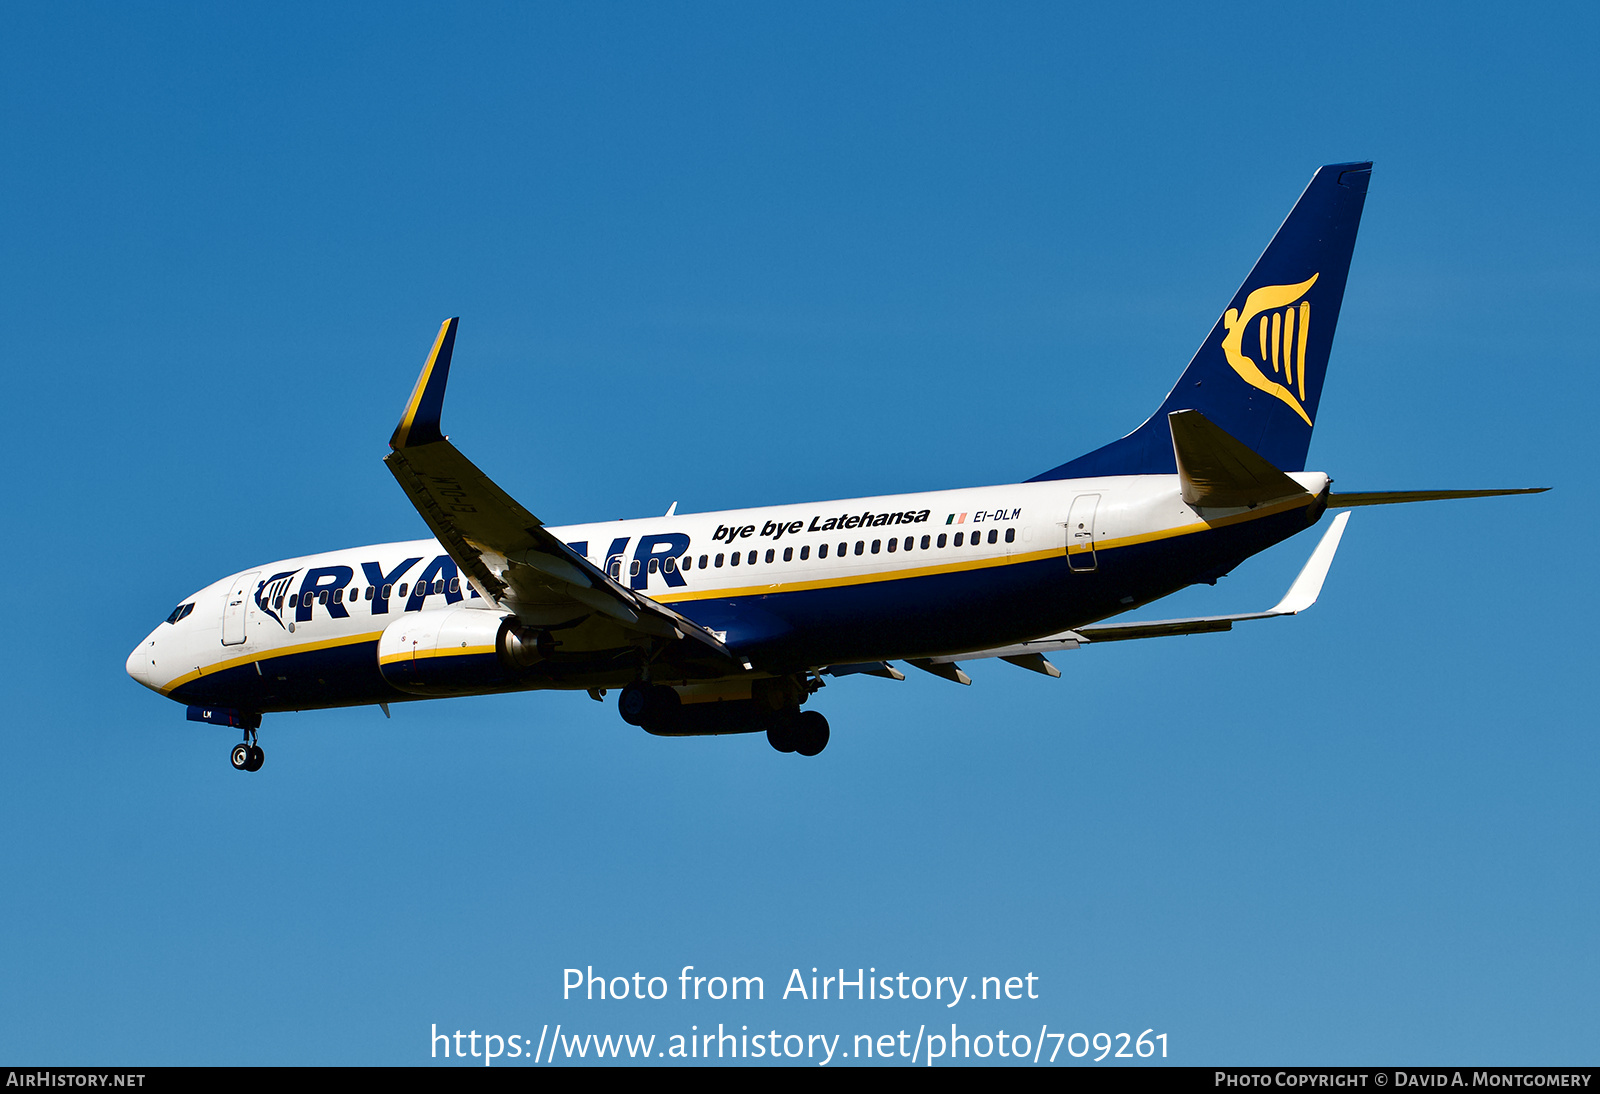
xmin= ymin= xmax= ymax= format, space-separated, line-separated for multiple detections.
xmin=384 ymin=319 xmax=740 ymax=671
xmin=897 ymin=511 xmax=1352 ymax=683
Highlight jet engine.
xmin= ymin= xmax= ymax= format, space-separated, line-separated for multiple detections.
xmin=377 ymin=608 xmax=548 ymax=695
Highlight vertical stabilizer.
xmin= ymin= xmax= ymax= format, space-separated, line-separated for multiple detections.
xmin=1030 ymin=162 xmax=1371 ymax=481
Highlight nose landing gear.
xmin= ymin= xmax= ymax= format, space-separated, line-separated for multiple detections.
xmin=229 ymin=728 xmax=264 ymax=772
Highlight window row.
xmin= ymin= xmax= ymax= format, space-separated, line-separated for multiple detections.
xmin=278 ymin=577 xmax=459 ymax=610
xmin=659 ymin=526 xmax=1017 ymax=574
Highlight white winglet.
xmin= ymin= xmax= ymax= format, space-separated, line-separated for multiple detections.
xmin=1269 ymin=510 xmax=1351 ymax=615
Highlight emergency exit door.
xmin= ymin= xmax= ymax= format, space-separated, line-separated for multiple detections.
xmin=1066 ymin=495 xmax=1099 ymax=573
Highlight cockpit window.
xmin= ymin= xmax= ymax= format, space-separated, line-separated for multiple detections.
xmin=164 ymin=603 xmax=194 ymax=624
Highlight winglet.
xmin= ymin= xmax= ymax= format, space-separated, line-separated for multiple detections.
xmin=1269 ymin=510 xmax=1350 ymax=614
xmin=391 ymin=318 xmax=459 ymax=450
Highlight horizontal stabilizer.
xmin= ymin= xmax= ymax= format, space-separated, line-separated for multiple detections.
xmin=1079 ymin=509 xmax=1349 ymax=640
xmin=1169 ymin=410 xmax=1310 ymax=508
xmin=1329 ymin=488 xmax=1548 ymax=507
xmin=914 ymin=511 xmax=1352 ymax=673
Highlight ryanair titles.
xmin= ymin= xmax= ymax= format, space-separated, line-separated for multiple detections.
xmin=714 ymin=508 xmax=934 ymax=544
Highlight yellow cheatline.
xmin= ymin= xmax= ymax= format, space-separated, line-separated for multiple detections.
xmin=379 ymin=645 xmax=497 ymax=666
xmin=655 ymin=496 xmax=1312 ymax=605
xmin=160 ymin=630 xmax=387 ymax=693
xmin=1297 ymin=301 xmax=1310 ymax=402
xmin=394 ymin=319 xmax=454 ymax=447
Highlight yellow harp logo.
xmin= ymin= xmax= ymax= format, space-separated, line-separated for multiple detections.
xmin=1220 ymin=274 xmax=1318 ymax=426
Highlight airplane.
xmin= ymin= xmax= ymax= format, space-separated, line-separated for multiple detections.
xmin=126 ymin=161 xmax=1545 ymax=771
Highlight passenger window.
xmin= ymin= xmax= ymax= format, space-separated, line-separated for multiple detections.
xmin=648 ymin=559 xmax=659 ymax=574
xmin=608 ymin=559 xmax=622 ymax=579
xmin=903 ymin=537 xmax=913 ymax=551
xmin=748 ymin=550 xmax=757 ymax=565
xmin=871 ymin=540 xmax=881 ymax=554
xmin=819 ymin=544 xmax=829 ymax=559
xmin=366 ymin=586 xmax=375 ymax=600
xmin=988 ymin=530 xmax=998 ymax=544
xmin=398 ymin=583 xmax=408 ymax=597
xmin=319 ymin=590 xmax=329 ymax=605
xmin=630 ymin=560 xmax=641 ymax=577
xmin=382 ymin=584 xmax=393 ymax=598
xmin=838 ymin=542 xmax=847 ymax=557
xmin=715 ymin=553 xmax=725 ymax=567
xmin=800 ymin=545 xmax=810 ymax=560
xmin=854 ymin=541 xmax=864 ymax=556
xmin=783 ymin=547 xmax=793 ymax=562
xmin=765 ymin=549 xmax=775 ymax=564
xmin=1005 ymin=527 xmax=1015 ymax=543
xmin=937 ymin=534 xmax=947 ymax=548
xmin=435 ymin=580 xmax=445 ymax=593
xmin=665 ymin=556 xmax=678 ymax=573
xmin=887 ymin=538 xmax=897 ymax=553
xmin=921 ymin=535 xmax=930 ymax=549
xmin=449 ymin=577 xmax=460 ymax=593
xmin=334 ymin=588 xmax=344 ymax=604
xmin=730 ymin=552 xmax=740 ymax=566
xmin=699 ymin=555 xmax=708 ymax=568
xmin=954 ymin=532 xmax=964 ymax=546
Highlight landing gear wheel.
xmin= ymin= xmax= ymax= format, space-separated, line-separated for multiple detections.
xmin=231 ymin=743 xmax=252 ymax=770
xmin=618 ymin=683 xmax=651 ymax=726
xmin=246 ymin=745 xmax=265 ymax=772
xmin=767 ymin=716 xmax=798 ymax=753
xmin=793 ymin=710 xmax=830 ymax=757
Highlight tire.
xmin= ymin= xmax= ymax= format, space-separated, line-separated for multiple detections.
xmin=231 ymin=744 xmax=252 ymax=770
xmin=793 ymin=710 xmax=830 ymax=757
xmin=246 ymin=745 xmax=265 ymax=772
xmin=617 ymin=683 xmax=651 ymax=726
xmin=766 ymin=716 xmax=798 ymax=753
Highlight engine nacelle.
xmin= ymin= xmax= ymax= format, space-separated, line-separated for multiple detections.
xmin=377 ymin=608 xmax=535 ymax=695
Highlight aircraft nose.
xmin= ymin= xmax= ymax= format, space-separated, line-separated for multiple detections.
xmin=126 ymin=634 xmax=156 ymax=688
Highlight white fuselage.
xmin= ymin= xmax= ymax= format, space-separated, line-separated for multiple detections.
xmin=127 ymin=471 xmax=1330 ymax=711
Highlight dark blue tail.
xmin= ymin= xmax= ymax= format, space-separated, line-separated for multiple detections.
xmin=1029 ymin=162 xmax=1371 ymax=481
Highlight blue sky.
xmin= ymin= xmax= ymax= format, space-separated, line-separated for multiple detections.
xmin=2 ymin=2 xmax=1594 ymax=1065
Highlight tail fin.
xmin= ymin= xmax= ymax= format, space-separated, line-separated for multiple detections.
xmin=1029 ymin=162 xmax=1371 ymax=481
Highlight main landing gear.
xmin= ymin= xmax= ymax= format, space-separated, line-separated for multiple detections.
xmin=616 ymin=680 xmax=831 ymax=757
xmin=230 ymin=728 xmax=264 ymax=772
xmin=766 ymin=710 xmax=830 ymax=757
